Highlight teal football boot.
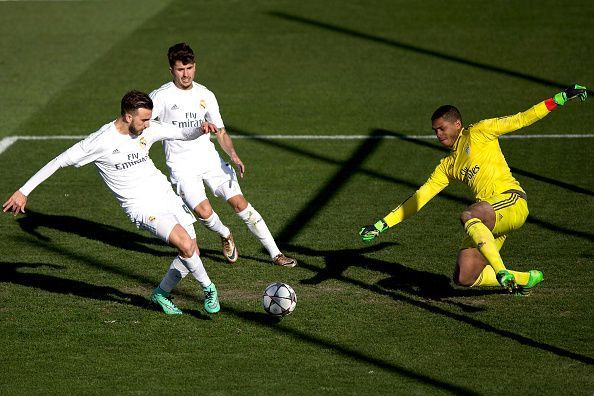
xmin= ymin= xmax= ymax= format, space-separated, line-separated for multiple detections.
xmin=203 ymin=283 xmax=220 ymax=314
xmin=151 ymin=287 xmax=183 ymax=315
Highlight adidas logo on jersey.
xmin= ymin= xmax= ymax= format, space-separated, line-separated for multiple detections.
xmin=171 ymin=104 xmax=179 ymax=110
xmin=112 ymin=149 xmax=120 ymax=154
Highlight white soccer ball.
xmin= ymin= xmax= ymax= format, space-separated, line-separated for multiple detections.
xmin=262 ymin=282 xmax=297 ymax=317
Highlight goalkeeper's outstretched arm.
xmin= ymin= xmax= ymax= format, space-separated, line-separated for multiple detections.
xmin=359 ymin=176 xmax=447 ymax=242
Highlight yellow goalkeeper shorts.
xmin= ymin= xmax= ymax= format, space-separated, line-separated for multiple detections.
xmin=460 ymin=190 xmax=529 ymax=250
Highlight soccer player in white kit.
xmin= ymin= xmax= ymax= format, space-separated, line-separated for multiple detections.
xmin=149 ymin=42 xmax=297 ymax=268
xmin=3 ymin=90 xmax=220 ymax=315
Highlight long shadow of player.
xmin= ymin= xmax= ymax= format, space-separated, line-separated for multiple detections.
xmin=290 ymin=243 xmax=501 ymax=312
xmin=16 ymin=210 xmax=230 ymax=264
xmin=0 ymin=262 xmax=152 ymax=310
xmin=0 ymin=261 xmax=211 ymax=320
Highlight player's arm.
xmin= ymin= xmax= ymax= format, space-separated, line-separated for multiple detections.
xmin=201 ymin=90 xmax=246 ymax=177
xmin=360 ymin=161 xmax=450 ymax=242
xmin=476 ymin=84 xmax=588 ymax=139
xmin=214 ymin=128 xmax=245 ymax=178
xmin=3 ymin=132 xmax=105 ymax=216
xmin=148 ymin=120 xmax=213 ymax=143
xmin=3 ymin=154 xmax=72 ymax=216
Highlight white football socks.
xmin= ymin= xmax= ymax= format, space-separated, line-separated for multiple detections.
xmin=159 ymin=251 xmax=211 ymax=291
xmin=199 ymin=211 xmax=231 ymax=238
xmin=179 ymin=251 xmax=211 ymax=288
xmin=237 ymin=203 xmax=281 ymax=259
xmin=158 ymin=256 xmax=188 ymax=293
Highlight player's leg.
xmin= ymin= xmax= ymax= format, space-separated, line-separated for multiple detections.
xmin=166 ymin=223 xmax=220 ymax=314
xmin=230 ymin=196 xmax=297 ymax=267
xmin=460 ymin=199 xmax=517 ymax=290
xmin=138 ymin=194 xmax=220 ymax=314
xmin=177 ymin=176 xmax=236 ymax=263
xmin=459 ymin=191 xmax=542 ymax=292
xmin=207 ymin=160 xmax=297 ymax=267
xmin=456 ymin=235 xmax=539 ymax=288
xmin=487 ymin=192 xmax=543 ymax=295
xmin=455 ymin=235 xmax=506 ymax=287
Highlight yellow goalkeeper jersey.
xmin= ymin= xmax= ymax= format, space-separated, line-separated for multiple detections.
xmin=383 ymin=101 xmax=552 ymax=227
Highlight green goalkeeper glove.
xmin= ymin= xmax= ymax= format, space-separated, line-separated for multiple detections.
xmin=553 ymin=84 xmax=588 ymax=106
xmin=359 ymin=219 xmax=388 ymax=242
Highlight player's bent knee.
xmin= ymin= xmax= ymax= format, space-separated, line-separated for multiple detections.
xmin=453 ymin=272 xmax=476 ymax=287
xmin=195 ymin=200 xmax=213 ymax=219
xmin=177 ymin=238 xmax=196 ymax=258
xmin=228 ymin=195 xmax=248 ymax=213
xmin=459 ymin=210 xmax=474 ymax=225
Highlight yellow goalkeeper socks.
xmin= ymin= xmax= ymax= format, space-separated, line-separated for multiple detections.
xmin=471 ymin=265 xmax=531 ymax=287
xmin=464 ymin=218 xmax=506 ymax=273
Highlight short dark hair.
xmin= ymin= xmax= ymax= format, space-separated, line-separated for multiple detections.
xmin=120 ymin=90 xmax=153 ymax=116
xmin=431 ymin=105 xmax=462 ymax=124
xmin=168 ymin=42 xmax=195 ymax=67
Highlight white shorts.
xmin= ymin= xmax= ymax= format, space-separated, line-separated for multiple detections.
xmin=127 ymin=190 xmax=197 ymax=243
xmin=175 ymin=158 xmax=243 ymax=210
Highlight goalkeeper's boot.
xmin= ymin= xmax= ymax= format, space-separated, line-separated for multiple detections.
xmin=221 ymin=232 xmax=238 ymax=263
xmin=496 ymin=270 xmax=517 ymax=293
xmin=151 ymin=287 xmax=183 ymax=315
xmin=514 ymin=270 xmax=544 ymax=297
xmin=273 ymin=253 xmax=297 ymax=268
xmin=203 ymin=283 xmax=220 ymax=314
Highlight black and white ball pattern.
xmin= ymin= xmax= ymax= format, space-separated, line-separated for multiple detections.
xmin=262 ymin=283 xmax=297 ymax=317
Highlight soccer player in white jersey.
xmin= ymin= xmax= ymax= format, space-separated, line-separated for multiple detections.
xmin=3 ymin=90 xmax=220 ymax=315
xmin=149 ymin=42 xmax=297 ymax=268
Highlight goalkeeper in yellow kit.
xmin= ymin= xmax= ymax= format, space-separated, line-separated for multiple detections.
xmin=360 ymin=84 xmax=588 ymax=295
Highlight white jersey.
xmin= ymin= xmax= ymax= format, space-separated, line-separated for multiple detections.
xmin=20 ymin=120 xmax=202 ymax=214
xmin=149 ymin=81 xmax=225 ymax=183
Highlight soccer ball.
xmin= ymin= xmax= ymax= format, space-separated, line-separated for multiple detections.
xmin=262 ymin=282 xmax=297 ymax=317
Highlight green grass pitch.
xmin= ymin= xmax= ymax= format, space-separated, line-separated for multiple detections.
xmin=1 ymin=0 xmax=593 ymax=394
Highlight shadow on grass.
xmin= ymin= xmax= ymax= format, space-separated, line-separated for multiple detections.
xmin=226 ymin=306 xmax=477 ymax=395
xmin=293 ymin=243 xmax=501 ymax=306
xmin=15 ymin=209 xmax=232 ymax=264
xmin=7 ymin=239 xmax=478 ymax=394
xmin=227 ymin=126 xmax=594 ymax=366
xmin=0 ymin=262 xmax=152 ymax=310
xmin=280 ymin=244 xmax=594 ymax=367
xmin=0 ymin=261 xmax=212 ymax=320
xmin=268 ymin=11 xmax=593 ymax=95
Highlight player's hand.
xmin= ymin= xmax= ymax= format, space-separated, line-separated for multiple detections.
xmin=553 ymin=84 xmax=588 ymax=106
xmin=201 ymin=121 xmax=218 ymax=134
xmin=2 ymin=190 xmax=28 ymax=217
xmin=231 ymin=154 xmax=245 ymax=178
xmin=359 ymin=219 xmax=388 ymax=242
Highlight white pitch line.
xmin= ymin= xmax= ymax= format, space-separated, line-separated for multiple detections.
xmin=1 ymin=133 xmax=593 ymax=156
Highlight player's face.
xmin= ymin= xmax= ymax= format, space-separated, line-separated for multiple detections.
xmin=432 ymin=117 xmax=462 ymax=148
xmin=170 ymin=60 xmax=195 ymax=90
xmin=127 ymin=108 xmax=152 ymax=136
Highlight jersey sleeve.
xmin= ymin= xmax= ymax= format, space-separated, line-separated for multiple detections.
xmin=382 ymin=158 xmax=451 ymax=227
xmin=204 ymin=90 xmax=225 ymax=129
xmin=62 ymin=131 xmax=109 ymax=168
xmin=146 ymin=120 xmax=202 ymax=143
xmin=149 ymin=89 xmax=166 ymax=121
xmin=18 ymin=133 xmax=104 ymax=196
xmin=470 ymin=101 xmax=552 ymax=141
